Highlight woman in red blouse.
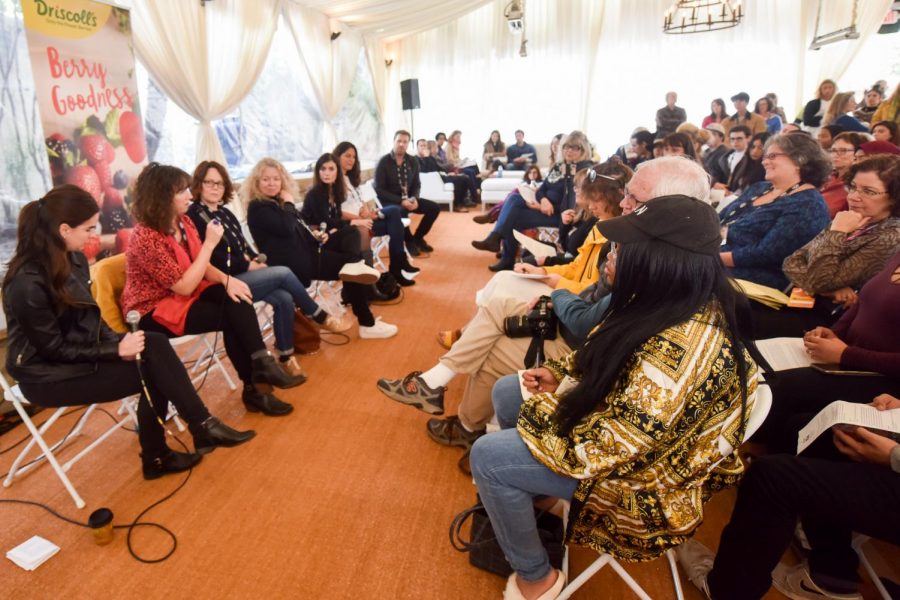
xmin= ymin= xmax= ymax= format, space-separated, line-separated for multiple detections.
xmin=121 ymin=163 xmax=302 ymax=417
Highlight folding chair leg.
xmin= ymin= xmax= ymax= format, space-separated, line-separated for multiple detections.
xmin=3 ymin=401 xmax=86 ymax=509
xmin=852 ymin=535 xmax=892 ymax=600
xmin=666 ymin=548 xmax=685 ymax=600
xmin=205 ymin=337 xmax=237 ymax=390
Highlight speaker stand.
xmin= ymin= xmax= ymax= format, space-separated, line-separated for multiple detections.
xmin=407 ymin=108 xmax=416 ymax=141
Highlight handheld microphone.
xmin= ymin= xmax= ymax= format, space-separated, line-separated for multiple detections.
xmin=319 ymin=222 xmax=328 ymax=243
xmin=125 ymin=310 xmax=142 ymax=362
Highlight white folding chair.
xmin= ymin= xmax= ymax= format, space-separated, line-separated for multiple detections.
xmin=852 ymin=534 xmax=894 ymax=600
xmin=310 ymin=280 xmax=347 ymax=317
xmin=558 ymin=382 xmax=773 ymax=600
xmin=170 ymin=333 xmax=237 ymax=391
xmin=0 ymin=373 xmax=139 ymax=509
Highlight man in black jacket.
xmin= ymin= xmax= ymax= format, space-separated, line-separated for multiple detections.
xmin=374 ymin=130 xmax=441 ymax=256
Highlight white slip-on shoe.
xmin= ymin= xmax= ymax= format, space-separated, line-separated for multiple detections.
xmin=503 ymin=569 xmax=566 ymax=600
xmin=338 ymin=260 xmax=380 ymax=285
xmin=359 ymin=318 xmax=398 ymax=339
xmin=674 ymin=538 xmax=714 ymax=599
xmin=772 ymin=562 xmax=862 ymax=600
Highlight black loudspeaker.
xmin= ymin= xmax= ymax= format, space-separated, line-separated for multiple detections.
xmin=400 ymin=79 xmax=420 ymax=110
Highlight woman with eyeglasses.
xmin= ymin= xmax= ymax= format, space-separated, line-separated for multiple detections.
xmin=121 ymin=163 xmax=304 ymax=418
xmin=819 ymin=131 xmax=871 ymax=218
xmin=472 ymin=130 xmax=593 ymax=272
xmin=748 ymin=154 xmax=900 ymax=339
xmin=186 ymin=161 xmax=350 ymax=379
xmin=719 ymin=133 xmax=831 ymax=290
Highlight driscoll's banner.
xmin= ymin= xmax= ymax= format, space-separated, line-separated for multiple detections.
xmin=22 ymin=0 xmax=146 ymax=246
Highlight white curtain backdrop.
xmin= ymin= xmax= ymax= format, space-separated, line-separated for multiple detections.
xmin=131 ymin=0 xmax=279 ymax=165
xmin=282 ymin=2 xmax=362 ymax=151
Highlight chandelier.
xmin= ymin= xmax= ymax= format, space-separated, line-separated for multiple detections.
xmin=663 ymin=1 xmax=743 ymax=34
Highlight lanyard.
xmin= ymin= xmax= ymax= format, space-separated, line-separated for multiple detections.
xmin=394 ymin=154 xmax=409 ymax=199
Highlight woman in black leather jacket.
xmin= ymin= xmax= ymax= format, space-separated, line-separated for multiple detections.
xmin=2 ymin=185 xmax=254 ymax=480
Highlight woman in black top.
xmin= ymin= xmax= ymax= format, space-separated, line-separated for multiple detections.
xmin=245 ymin=157 xmax=398 ymax=339
xmin=2 ymin=185 xmax=254 ymax=479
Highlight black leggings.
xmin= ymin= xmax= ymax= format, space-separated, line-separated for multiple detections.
xmin=20 ymin=332 xmax=210 ymax=458
xmin=139 ymin=284 xmax=266 ymax=384
xmin=313 ymin=228 xmax=375 ymax=327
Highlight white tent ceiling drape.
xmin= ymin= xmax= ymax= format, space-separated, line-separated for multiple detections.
xmin=131 ymin=0 xmax=279 ymax=164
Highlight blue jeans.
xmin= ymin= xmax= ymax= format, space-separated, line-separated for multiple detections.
xmin=237 ymin=266 xmax=320 ymax=355
xmin=470 ymin=375 xmax=578 ymax=582
xmin=372 ymin=204 xmax=405 ymax=262
xmin=491 ymin=194 xmax=559 ymax=263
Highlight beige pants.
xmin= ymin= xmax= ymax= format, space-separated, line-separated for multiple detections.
xmin=440 ymin=294 xmax=572 ymax=431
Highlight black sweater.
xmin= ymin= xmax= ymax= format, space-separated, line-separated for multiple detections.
xmin=247 ymin=197 xmax=317 ymax=286
xmin=300 ymin=186 xmax=348 ymax=231
xmin=373 ymin=152 xmax=420 ymax=206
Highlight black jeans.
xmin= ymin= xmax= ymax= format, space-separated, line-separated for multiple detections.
xmin=708 ymin=454 xmax=900 ymax=600
xmin=749 ymin=297 xmax=841 ymax=340
xmin=754 ymin=367 xmax=900 ymax=454
xmin=139 ymin=284 xmax=266 ymax=384
xmin=442 ymin=174 xmax=476 ymax=204
xmin=313 ymin=227 xmax=375 ymax=327
xmin=402 ymin=198 xmax=440 ymax=242
xmin=20 ymin=332 xmax=210 ymax=458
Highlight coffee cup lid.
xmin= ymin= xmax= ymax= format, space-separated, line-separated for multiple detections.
xmin=88 ymin=507 xmax=114 ymax=528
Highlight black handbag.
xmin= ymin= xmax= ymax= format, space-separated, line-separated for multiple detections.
xmin=449 ymin=496 xmax=565 ymax=578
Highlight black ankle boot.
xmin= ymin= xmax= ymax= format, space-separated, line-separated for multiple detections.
xmin=242 ymin=385 xmax=293 ymax=416
xmin=142 ymin=450 xmax=202 ymax=480
xmin=191 ymin=417 xmax=256 ymax=455
xmin=390 ymin=266 xmax=416 ymax=287
xmin=472 ymin=232 xmax=501 ymax=253
xmin=488 ymin=259 xmax=515 ymax=272
xmin=396 ymin=255 xmax=420 ymax=273
xmin=251 ymin=354 xmax=306 ymax=389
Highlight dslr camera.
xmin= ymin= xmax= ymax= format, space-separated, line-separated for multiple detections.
xmin=504 ymin=296 xmax=558 ymax=340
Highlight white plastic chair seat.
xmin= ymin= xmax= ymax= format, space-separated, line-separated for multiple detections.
xmin=0 ymin=375 xmax=139 ymax=509
xmin=558 ymin=381 xmax=773 ymax=600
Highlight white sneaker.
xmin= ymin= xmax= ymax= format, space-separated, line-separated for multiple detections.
xmin=359 ymin=318 xmax=398 ymax=339
xmin=772 ymin=562 xmax=862 ymax=600
xmin=674 ymin=539 xmax=714 ymax=599
xmin=338 ymin=261 xmax=379 ymax=285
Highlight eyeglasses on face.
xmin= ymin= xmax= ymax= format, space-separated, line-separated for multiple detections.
xmin=829 ymin=148 xmax=855 ymax=155
xmin=202 ymin=180 xmax=225 ymax=189
xmin=845 ymin=182 xmax=887 ymax=199
xmin=563 ymin=143 xmax=583 ymax=151
xmin=762 ymin=152 xmax=788 ymax=162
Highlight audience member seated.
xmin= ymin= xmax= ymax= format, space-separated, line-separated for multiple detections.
xmin=723 ymin=91 xmax=768 ymax=138
xmin=872 ymin=82 xmax=900 ymax=125
xmin=703 ymin=123 xmax=729 ymax=185
xmin=662 ymin=131 xmax=699 ymax=162
xmin=751 ymin=154 xmax=900 ymax=339
xmin=820 ymin=131 xmax=871 ymax=217
xmin=373 ymin=130 xmax=441 ymax=258
xmin=122 ymin=163 xmax=302 ymax=417
xmin=469 ymin=195 xmax=758 ymax=600
xmin=817 ymin=124 xmax=846 ymax=151
xmin=244 ymin=157 xmax=397 ymax=339
xmin=2 ymin=185 xmax=254 ymax=479
xmin=187 ymin=160 xmax=350 ymax=378
xmin=726 ymin=132 xmax=769 ymax=195
xmin=505 ymin=129 xmax=537 ymax=172
xmin=871 ymin=120 xmax=900 ymax=146
xmin=755 ymin=96 xmax=783 ymax=134
xmin=616 ymin=129 xmax=654 ymax=170
xmin=472 ymin=165 xmax=543 ymax=225
xmin=655 ymin=90 xmax=687 ymax=137
xmin=416 ymin=138 xmax=476 ymax=212
xmin=444 ymin=129 xmax=481 ymax=200
xmin=701 ymin=97 xmax=727 ymax=128
xmin=482 ymin=130 xmax=506 ymax=172
xmin=377 ymin=162 xmax=632 ymax=461
xmin=854 ymin=85 xmax=884 ymax=124
xmin=756 ymin=249 xmax=900 ymax=455
xmin=678 ymin=393 xmax=900 ymax=600
xmin=334 ymin=140 xmax=418 ymax=284
xmin=824 ymin=92 xmax=870 ymax=133
xmin=802 ymin=79 xmax=838 ymax=136
xmin=471 ymin=131 xmax=592 ymax=272
xmin=547 ymin=133 xmax=563 ymax=171
xmin=713 ymin=125 xmax=751 ymax=192
xmin=719 ymin=133 xmax=831 ymax=289
xmin=767 ymin=92 xmax=788 ymax=123
xmin=434 ymin=131 xmax=448 ymax=165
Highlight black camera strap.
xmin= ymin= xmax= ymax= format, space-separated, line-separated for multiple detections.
xmin=524 ymin=336 xmax=544 ymax=369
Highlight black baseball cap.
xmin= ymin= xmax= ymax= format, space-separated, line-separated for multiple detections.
xmin=731 ymin=92 xmax=750 ymax=102
xmin=596 ymin=195 xmax=721 ymax=255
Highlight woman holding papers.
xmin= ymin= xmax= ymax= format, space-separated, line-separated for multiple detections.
xmin=752 ymin=154 xmax=900 ymax=338
xmin=756 ymin=249 xmax=900 ymax=454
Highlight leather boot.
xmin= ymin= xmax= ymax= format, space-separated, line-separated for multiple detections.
xmin=389 ymin=265 xmax=416 ymax=287
xmin=251 ymin=354 xmax=306 ymax=389
xmin=488 ymin=259 xmax=515 ymax=272
xmin=395 ymin=253 xmax=420 ymax=273
xmin=472 ymin=232 xmax=501 ymax=253
xmin=142 ymin=450 xmax=202 ymax=480
xmin=472 ymin=212 xmax=493 ymax=225
xmin=242 ymin=384 xmax=293 ymax=416
xmin=190 ymin=416 xmax=256 ymax=455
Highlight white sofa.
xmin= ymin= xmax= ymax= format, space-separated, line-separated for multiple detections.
xmin=480 ymin=142 xmax=553 ymax=209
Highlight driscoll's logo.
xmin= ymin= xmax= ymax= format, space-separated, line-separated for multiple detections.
xmin=34 ymin=0 xmax=98 ymax=27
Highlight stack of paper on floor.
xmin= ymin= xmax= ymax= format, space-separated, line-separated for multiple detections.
xmin=7 ymin=536 xmax=59 ymax=571
xmin=734 ymin=279 xmax=790 ymax=309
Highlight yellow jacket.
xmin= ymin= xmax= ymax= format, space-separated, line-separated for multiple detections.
xmin=545 ymin=224 xmax=607 ymax=293
xmin=872 ymin=98 xmax=899 ymax=124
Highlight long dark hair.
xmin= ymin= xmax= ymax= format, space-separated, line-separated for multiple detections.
xmin=734 ymin=132 xmax=769 ymax=190
xmin=132 ymin=162 xmax=191 ymax=233
xmin=553 ymin=240 xmax=752 ymax=436
xmin=709 ymin=98 xmax=726 ymax=121
xmin=333 ymin=141 xmax=360 ymax=188
xmin=663 ymin=132 xmax=697 ymax=159
xmin=312 ymin=153 xmax=346 ymax=205
xmin=3 ymin=185 xmax=99 ymax=308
